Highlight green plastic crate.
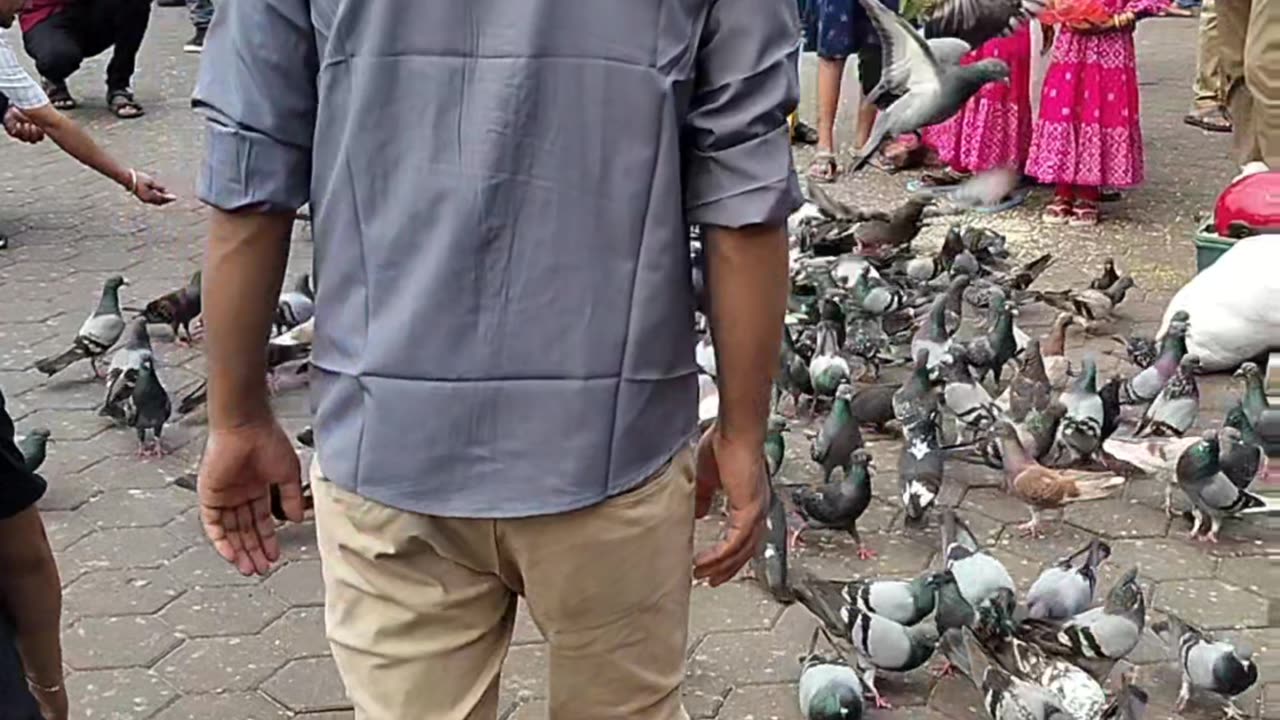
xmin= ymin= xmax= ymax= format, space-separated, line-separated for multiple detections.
xmin=1194 ymin=219 xmax=1237 ymax=272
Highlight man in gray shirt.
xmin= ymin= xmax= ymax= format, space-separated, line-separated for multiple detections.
xmin=193 ymin=1 xmax=802 ymax=717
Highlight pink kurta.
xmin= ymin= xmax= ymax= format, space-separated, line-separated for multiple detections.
xmin=923 ymin=27 xmax=1034 ymax=173
xmin=1025 ymin=0 xmax=1166 ymax=188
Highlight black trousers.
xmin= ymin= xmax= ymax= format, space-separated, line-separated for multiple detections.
xmin=22 ymin=0 xmax=153 ymax=91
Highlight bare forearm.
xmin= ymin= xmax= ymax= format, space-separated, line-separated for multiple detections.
xmin=0 ymin=509 xmax=63 ymax=688
xmin=25 ymin=106 xmax=131 ymax=189
xmin=204 ymin=209 xmax=295 ymax=429
xmin=704 ymin=223 xmax=789 ymax=447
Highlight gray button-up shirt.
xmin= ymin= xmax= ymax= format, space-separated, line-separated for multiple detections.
xmin=195 ymin=0 xmax=803 ymax=518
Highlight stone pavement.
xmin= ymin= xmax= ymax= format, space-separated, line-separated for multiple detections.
xmin=0 ymin=8 xmax=1274 ymax=720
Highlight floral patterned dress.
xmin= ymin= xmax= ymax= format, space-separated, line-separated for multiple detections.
xmin=922 ymin=26 xmax=1034 ymax=173
xmin=1024 ymin=0 xmax=1167 ymax=188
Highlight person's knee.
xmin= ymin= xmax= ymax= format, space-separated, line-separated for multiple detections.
xmin=30 ymin=37 xmax=83 ymax=81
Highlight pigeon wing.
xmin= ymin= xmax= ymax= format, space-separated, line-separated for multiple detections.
xmin=923 ymin=0 xmax=1041 ymax=49
xmin=857 ymin=0 xmax=943 ymax=105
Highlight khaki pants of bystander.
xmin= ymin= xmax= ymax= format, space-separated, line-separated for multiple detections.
xmin=312 ymin=447 xmax=697 ymax=720
xmin=1219 ymin=0 xmax=1280 ymax=166
xmin=1192 ymin=0 xmax=1224 ymax=110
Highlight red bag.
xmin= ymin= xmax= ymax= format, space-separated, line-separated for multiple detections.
xmin=1215 ymin=171 xmax=1280 ymax=238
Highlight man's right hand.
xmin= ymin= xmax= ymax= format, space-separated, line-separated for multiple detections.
xmin=198 ymin=420 xmax=305 ymax=576
xmin=4 ymin=108 xmax=45 ymax=144
xmin=692 ymin=425 xmax=767 ymax=587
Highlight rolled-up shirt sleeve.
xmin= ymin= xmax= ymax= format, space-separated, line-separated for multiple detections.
xmin=193 ymin=0 xmax=318 ymax=213
xmin=684 ymin=0 xmax=804 ymax=228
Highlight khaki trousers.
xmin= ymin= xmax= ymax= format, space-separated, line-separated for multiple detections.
xmin=1192 ymin=0 xmax=1224 ymax=109
xmin=312 ymin=448 xmax=696 ymax=720
xmin=1219 ymin=0 xmax=1280 ymax=165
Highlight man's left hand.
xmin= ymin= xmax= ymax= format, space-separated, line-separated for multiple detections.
xmin=4 ymin=108 xmax=45 ymax=144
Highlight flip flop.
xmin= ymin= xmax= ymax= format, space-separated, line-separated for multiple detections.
xmin=42 ymin=78 xmax=76 ymax=110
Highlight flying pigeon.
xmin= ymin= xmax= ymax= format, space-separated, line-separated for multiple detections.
xmin=1025 ymin=539 xmax=1111 ymax=620
xmin=1151 ymin=613 xmax=1258 ymax=720
xmin=921 ymin=0 xmax=1048 ymax=49
xmin=752 ymin=485 xmax=794 ymax=604
xmin=34 ymin=275 xmax=129 ymax=377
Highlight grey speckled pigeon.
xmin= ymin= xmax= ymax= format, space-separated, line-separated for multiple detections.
xmin=894 ymin=350 xmax=940 ymax=426
xmin=100 ymin=316 xmax=154 ymax=423
xmin=945 ymin=627 xmax=1075 ymax=720
xmin=1048 ymin=357 xmax=1104 ymax=466
xmin=1134 ymin=354 xmax=1200 ymax=437
xmin=1019 ymin=566 xmax=1145 ymax=683
xmin=850 ymin=0 xmax=1010 ymax=172
xmin=34 ymin=275 xmax=129 ymax=377
xmin=1120 ymin=315 xmax=1188 ymax=405
xmin=1025 ymin=539 xmax=1111 ymax=620
xmin=939 ymin=353 xmax=999 ymax=438
xmin=1152 ymin=613 xmax=1258 ymax=720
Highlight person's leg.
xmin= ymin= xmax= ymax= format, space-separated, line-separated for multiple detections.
xmin=507 ymin=447 xmax=697 ymax=720
xmin=184 ymin=0 xmax=213 ymax=51
xmin=1070 ymin=185 xmax=1100 ymax=226
xmin=1187 ymin=0 xmax=1233 ymax=131
xmin=1243 ymin=0 xmax=1279 ymax=166
xmin=1219 ymin=0 xmax=1261 ymax=163
xmin=313 ymin=460 xmax=517 ymax=720
xmin=810 ymin=55 xmax=847 ymax=180
xmin=1042 ymin=183 xmax=1074 ymax=223
xmin=21 ymin=12 xmax=85 ymax=104
xmin=88 ymin=0 xmax=153 ymax=93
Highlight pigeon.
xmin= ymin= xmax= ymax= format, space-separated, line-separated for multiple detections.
xmin=138 ymin=270 xmax=202 ymax=344
xmin=995 ymin=339 xmax=1051 ymax=421
xmin=812 ymin=384 xmax=865 ymax=484
xmin=100 ymin=317 xmax=154 ymax=423
xmin=893 ymin=350 xmax=940 ymax=426
xmin=1134 ymin=354 xmax=1200 ymax=437
xmin=996 ymin=421 xmax=1124 ymax=537
xmin=944 ymin=627 xmax=1075 ymax=720
xmin=296 ymin=425 xmax=315 ymax=448
xmin=1232 ymin=361 xmax=1266 ymax=428
xmin=1151 ymin=613 xmax=1258 ymax=720
xmin=1040 ymin=314 xmax=1074 ymax=389
xmin=809 ymin=321 xmax=855 ymax=400
xmin=698 ymin=374 xmax=719 ymax=430
xmin=849 ymin=266 xmax=905 ymax=317
xmin=1019 ymin=566 xmax=1146 ymax=683
xmin=274 ymin=272 xmax=315 ymax=335
xmin=792 ymin=449 xmax=876 ymax=558
xmin=843 ymin=571 xmax=948 ymax=627
xmin=174 ymin=471 xmax=314 ymax=522
xmin=845 ymin=313 xmax=892 ymax=378
xmin=765 ymin=415 xmax=787 ymax=480
xmin=752 ymin=485 xmax=794 ymax=604
xmin=853 ymin=197 xmax=931 ymax=259
xmin=1102 ymin=433 xmax=1202 ymax=517
xmin=845 ymin=608 xmax=939 ymax=708
xmin=940 ymin=510 xmax=1015 ymax=611
xmin=124 ymin=357 xmax=172 ymax=457
xmin=34 ymin=275 xmax=129 ymax=377
xmin=921 ymin=0 xmax=1047 ymax=49
xmin=953 ymin=290 xmax=1018 ymax=384
xmin=1101 ymin=673 xmax=1149 ymax=720
xmin=911 ymin=295 xmax=955 ymax=370
xmin=1048 ymin=357 xmax=1105 ymax=466
xmin=779 ymin=325 xmax=816 ymax=414
xmin=845 ymin=383 xmax=897 ymax=434
xmin=1119 ymin=319 xmax=1189 ymax=406
xmin=850 ymin=0 xmax=1011 ymax=172
xmin=1220 ymin=408 xmax=1265 ymax=490
xmin=1113 ymin=334 xmax=1158 ymax=370
xmin=939 ymin=353 xmax=1000 ymax=438
xmin=267 ymin=317 xmax=315 ymax=378
xmin=1025 ymin=539 xmax=1111 ymax=620
xmin=16 ymin=428 xmax=51 ymax=474
xmin=695 ymin=335 xmax=716 ymax=378
xmin=900 ymin=410 xmax=945 ymax=524
xmin=1098 ymin=375 xmax=1123 ymax=443
xmin=797 ymin=627 xmax=865 ymax=720
xmin=1175 ymin=429 xmax=1269 ymax=542
xmin=1033 ymin=276 xmax=1136 ymax=332
xmin=1088 ymin=259 xmax=1120 ymax=292
xmin=939 ymin=273 xmax=972 ymax=336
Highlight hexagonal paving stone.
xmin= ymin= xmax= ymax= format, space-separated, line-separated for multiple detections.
xmin=688 ymin=580 xmax=785 ymax=648
xmin=262 ymin=656 xmax=352 ymax=713
xmin=32 ymin=438 xmax=113 ymax=478
xmin=164 ymin=545 xmax=264 ymax=587
xmin=1065 ymin=498 xmax=1171 ymax=539
xmin=160 ymin=586 xmax=288 ymax=637
xmin=61 ymin=526 xmax=190 ymax=573
xmin=263 ymin=558 xmax=324 ymax=607
xmin=83 ymin=455 xmax=194 ymax=490
xmin=687 ymin=605 xmax=815 ymax=690
xmin=1101 ymin=538 xmax=1217 ymax=583
xmin=37 ymin=475 xmax=101 ymax=512
xmin=792 ymin=532 xmax=935 ymax=581
xmin=78 ymin=486 xmax=196 ymax=529
xmin=963 ymin=488 xmax=1030 ymax=525
xmin=152 ymin=692 xmax=291 ymax=720
xmin=716 ymin=684 xmax=803 ymax=720
xmin=261 ymin=607 xmax=330 ymax=658
xmin=66 ymin=668 xmax=177 ymax=720
xmin=1218 ymin=556 xmax=1280 ymax=600
xmin=64 ymin=567 xmax=185 ymax=617
xmin=1155 ymin=578 xmax=1270 ymax=630
xmin=40 ymin=509 xmax=95 ymax=551
xmin=155 ymin=634 xmax=288 ymax=694
xmin=19 ymin=407 xmax=112 ymax=441
xmin=64 ymin=615 xmax=182 ymax=670
xmin=23 ymin=376 xmax=115 ymax=412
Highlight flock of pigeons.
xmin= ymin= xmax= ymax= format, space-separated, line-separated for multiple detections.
xmin=25 ymin=270 xmax=316 ymax=458
xmin=691 ymin=183 xmax=1270 ymax=719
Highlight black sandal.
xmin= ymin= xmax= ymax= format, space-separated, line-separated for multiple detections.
xmin=107 ymin=88 xmax=145 ymax=119
xmin=42 ymin=78 xmax=77 ymax=110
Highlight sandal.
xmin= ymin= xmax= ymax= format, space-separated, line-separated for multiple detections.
xmin=107 ymin=88 xmax=145 ymax=119
xmin=807 ymin=151 xmax=839 ymax=183
xmin=1069 ymin=200 xmax=1100 ymax=226
xmin=792 ymin=120 xmax=819 ymax=145
xmin=42 ymin=78 xmax=77 ymax=110
xmin=1183 ymin=106 xmax=1231 ymax=133
xmin=1042 ymin=196 xmax=1073 ymax=225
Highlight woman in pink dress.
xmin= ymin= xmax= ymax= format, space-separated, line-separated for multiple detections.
xmin=921 ymin=26 xmax=1035 ymax=189
xmin=1026 ymin=0 xmax=1169 ymax=226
